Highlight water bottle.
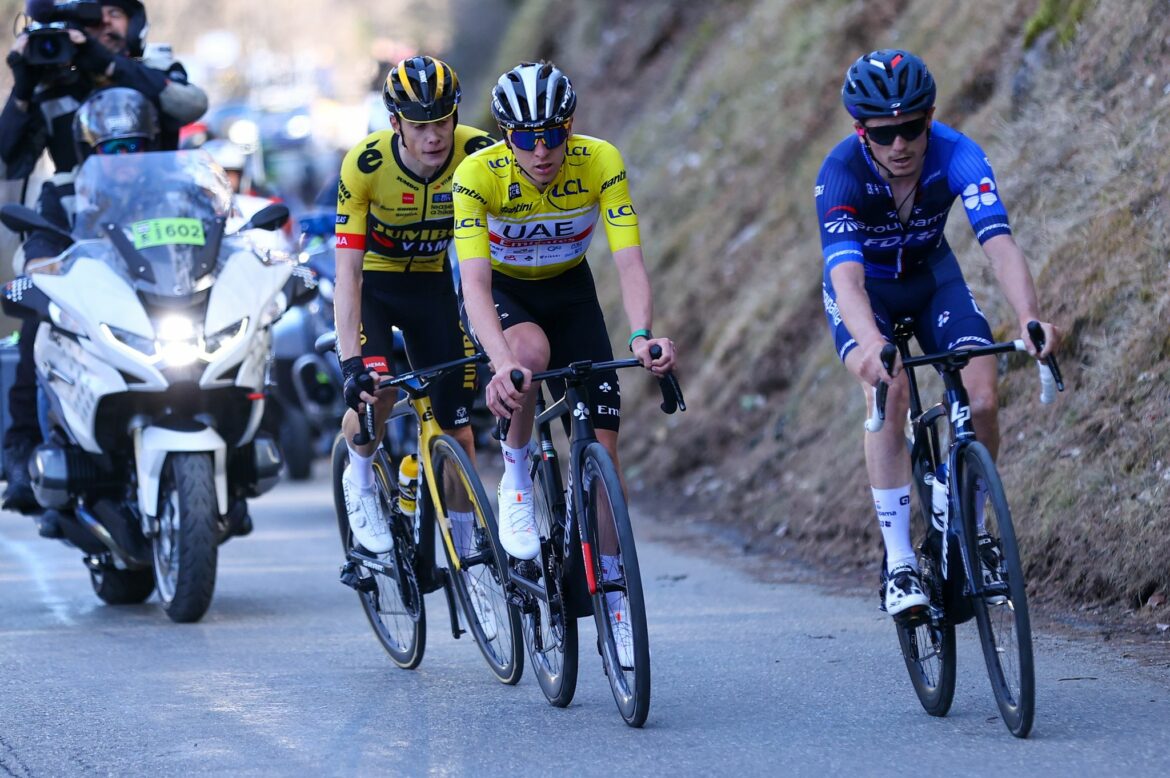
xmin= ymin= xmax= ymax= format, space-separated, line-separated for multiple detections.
xmin=397 ymin=454 xmax=418 ymax=516
xmin=930 ymin=462 xmax=949 ymax=532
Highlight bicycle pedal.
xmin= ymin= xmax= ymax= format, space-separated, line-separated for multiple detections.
xmin=339 ymin=561 xmax=376 ymax=593
xmin=514 ymin=559 xmax=541 ymax=581
xmin=892 ymin=604 xmax=928 ymax=626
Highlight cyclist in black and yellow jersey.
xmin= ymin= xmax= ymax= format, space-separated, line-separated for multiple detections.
xmin=335 ymin=56 xmax=493 ymax=558
xmin=454 ymin=62 xmax=677 ymax=626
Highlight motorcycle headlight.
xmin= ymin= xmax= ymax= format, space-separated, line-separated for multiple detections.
xmin=100 ymin=323 xmax=156 ymax=358
xmin=155 ymin=315 xmax=201 ymax=368
xmin=204 ymin=318 xmax=249 ymax=355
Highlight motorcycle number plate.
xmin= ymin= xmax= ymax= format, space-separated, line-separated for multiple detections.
xmin=131 ymin=217 xmax=206 ymax=250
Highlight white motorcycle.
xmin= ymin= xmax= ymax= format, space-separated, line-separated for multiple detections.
xmin=0 ymin=150 xmax=316 ymax=623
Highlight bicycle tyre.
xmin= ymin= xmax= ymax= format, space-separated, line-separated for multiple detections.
xmin=524 ymin=451 xmax=579 ymax=708
xmin=331 ymin=433 xmax=425 ymax=669
xmin=581 ymin=442 xmax=651 ymax=727
xmin=896 ymin=434 xmax=956 ymax=716
xmin=958 ymin=441 xmax=1034 ymax=738
xmin=430 ymin=434 xmax=524 ymax=685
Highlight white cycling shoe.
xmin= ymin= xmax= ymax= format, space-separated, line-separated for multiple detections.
xmin=343 ymin=465 xmax=393 ymax=554
xmin=497 ymin=485 xmax=540 ymax=560
xmin=884 ymin=564 xmax=929 ymax=618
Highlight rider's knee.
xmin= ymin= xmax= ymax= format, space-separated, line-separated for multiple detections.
xmin=505 ymin=324 xmax=550 ymax=370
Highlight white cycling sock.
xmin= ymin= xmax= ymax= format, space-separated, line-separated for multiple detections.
xmin=346 ymin=446 xmax=375 ymax=490
xmin=601 ymin=554 xmax=624 ymax=615
xmin=450 ymin=511 xmax=475 ymax=557
xmin=873 ymin=485 xmax=915 ymax=572
xmin=499 ymin=443 xmax=532 ymax=491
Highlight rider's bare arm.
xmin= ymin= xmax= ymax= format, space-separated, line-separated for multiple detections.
xmin=333 ymin=246 xmax=365 ymax=361
xmin=829 ymin=260 xmax=898 ymax=385
xmin=612 ymin=246 xmax=675 ymax=375
xmin=980 ymin=234 xmax=1059 ymax=357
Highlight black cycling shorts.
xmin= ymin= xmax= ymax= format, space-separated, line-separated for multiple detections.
xmin=361 ymin=270 xmax=477 ymax=429
xmin=464 ymin=260 xmax=621 ymax=432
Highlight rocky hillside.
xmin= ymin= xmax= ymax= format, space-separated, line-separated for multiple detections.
xmin=477 ymin=0 xmax=1170 ymax=623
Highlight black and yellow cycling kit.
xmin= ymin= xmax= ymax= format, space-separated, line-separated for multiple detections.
xmin=451 ymin=134 xmax=642 ymax=430
xmin=335 ymin=124 xmax=492 ymax=428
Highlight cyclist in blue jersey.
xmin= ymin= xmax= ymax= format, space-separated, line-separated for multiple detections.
xmin=816 ymin=49 xmax=1061 ymax=619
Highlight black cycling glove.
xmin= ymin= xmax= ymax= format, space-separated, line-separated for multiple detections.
xmin=341 ymin=356 xmax=376 ymax=412
xmin=7 ymin=50 xmax=38 ymax=101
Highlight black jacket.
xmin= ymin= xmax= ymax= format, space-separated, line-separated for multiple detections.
xmin=0 ymin=54 xmax=201 ymax=180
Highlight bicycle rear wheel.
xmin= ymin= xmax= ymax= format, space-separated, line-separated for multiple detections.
xmin=431 ymin=435 xmax=523 ymax=684
xmin=958 ymin=441 xmax=1034 ymax=738
xmin=896 ymin=434 xmax=957 ymax=716
xmin=523 ymin=451 xmax=579 ymax=708
xmin=331 ymin=434 xmax=425 ymax=669
xmin=581 ymin=442 xmax=650 ymax=727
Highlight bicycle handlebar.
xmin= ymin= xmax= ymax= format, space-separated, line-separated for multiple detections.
xmin=492 ymin=344 xmax=685 ymax=442
xmin=864 ymin=320 xmax=1065 ymax=433
xmin=351 ymin=351 xmax=488 ymax=447
xmin=864 ymin=344 xmax=898 ymax=433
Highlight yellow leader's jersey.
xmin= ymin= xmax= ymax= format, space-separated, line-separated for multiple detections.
xmin=336 ymin=124 xmax=493 ymax=272
xmin=451 ymin=134 xmax=641 ymax=280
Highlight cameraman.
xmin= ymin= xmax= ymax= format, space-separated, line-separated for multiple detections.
xmin=1 ymin=1 xmax=207 ymax=177
xmin=0 ymin=1 xmax=207 ymax=514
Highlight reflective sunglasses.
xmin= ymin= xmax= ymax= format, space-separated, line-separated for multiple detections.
xmin=862 ymin=116 xmax=929 ymax=146
xmin=508 ymin=123 xmax=570 ymax=152
xmin=96 ymin=136 xmax=148 ymax=155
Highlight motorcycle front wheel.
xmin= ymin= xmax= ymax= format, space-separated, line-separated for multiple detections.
xmin=152 ymin=452 xmax=219 ymax=623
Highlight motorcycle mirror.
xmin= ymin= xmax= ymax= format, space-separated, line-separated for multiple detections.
xmin=240 ymin=203 xmax=290 ymax=233
xmin=284 ymin=269 xmax=318 ymax=308
xmin=0 ymin=204 xmax=74 ymax=245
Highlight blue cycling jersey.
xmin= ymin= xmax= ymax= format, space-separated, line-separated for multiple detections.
xmin=815 ymin=121 xmax=1012 ymax=279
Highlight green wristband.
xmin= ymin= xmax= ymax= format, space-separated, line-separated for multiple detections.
xmin=627 ymin=328 xmax=653 ymax=352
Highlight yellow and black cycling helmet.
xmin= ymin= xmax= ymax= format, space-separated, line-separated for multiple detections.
xmin=382 ymin=56 xmax=461 ymax=123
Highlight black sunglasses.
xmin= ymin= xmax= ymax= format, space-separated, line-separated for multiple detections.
xmin=863 ymin=116 xmax=929 ymax=146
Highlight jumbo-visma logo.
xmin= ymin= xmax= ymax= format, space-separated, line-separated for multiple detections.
xmin=963 ymin=177 xmax=998 ymax=210
xmin=824 ymin=205 xmax=860 ymax=234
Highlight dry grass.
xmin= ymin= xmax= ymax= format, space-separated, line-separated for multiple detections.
xmin=488 ymin=0 xmax=1170 ymax=623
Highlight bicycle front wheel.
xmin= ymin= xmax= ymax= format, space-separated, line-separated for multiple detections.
xmin=524 ymin=451 xmax=579 ymax=708
xmin=896 ymin=434 xmax=956 ymax=716
xmin=581 ymin=442 xmax=651 ymax=728
xmin=958 ymin=441 xmax=1034 ymax=738
xmin=331 ymin=434 xmax=425 ymax=669
xmin=431 ymin=435 xmax=523 ymax=685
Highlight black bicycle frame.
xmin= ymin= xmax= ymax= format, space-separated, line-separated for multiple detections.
xmin=893 ymin=327 xmax=1023 ymax=605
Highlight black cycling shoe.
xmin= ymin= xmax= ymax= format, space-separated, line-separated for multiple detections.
xmin=977 ymin=533 xmax=1008 ymax=603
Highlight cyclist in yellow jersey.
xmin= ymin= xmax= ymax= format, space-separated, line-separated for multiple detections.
xmin=454 ymin=62 xmax=677 ymax=579
xmin=335 ymin=56 xmax=493 ymax=557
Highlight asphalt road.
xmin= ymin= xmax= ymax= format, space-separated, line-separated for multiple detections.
xmin=2 ymin=464 xmax=1169 ymax=776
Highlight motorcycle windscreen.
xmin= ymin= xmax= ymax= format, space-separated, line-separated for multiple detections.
xmin=72 ymin=150 xmax=235 ymax=298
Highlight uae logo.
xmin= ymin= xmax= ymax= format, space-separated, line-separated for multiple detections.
xmin=963 ymin=177 xmax=998 ymax=210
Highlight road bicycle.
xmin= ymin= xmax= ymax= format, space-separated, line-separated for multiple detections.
xmin=494 ymin=346 xmax=684 ymax=727
xmin=322 ymin=336 xmax=522 ymax=683
xmin=867 ymin=318 xmax=1063 ymax=738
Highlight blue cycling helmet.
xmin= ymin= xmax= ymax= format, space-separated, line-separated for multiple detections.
xmin=842 ymin=49 xmax=936 ymax=119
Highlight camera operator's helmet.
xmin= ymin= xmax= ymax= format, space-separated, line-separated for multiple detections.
xmin=73 ymin=87 xmax=159 ymax=160
xmin=841 ymin=49 xmax=936 ymax=119
xmin=381 ymin=56 xmax=461 ymax=123
xmin=490 ymin=62 xmax=576 ymax=130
